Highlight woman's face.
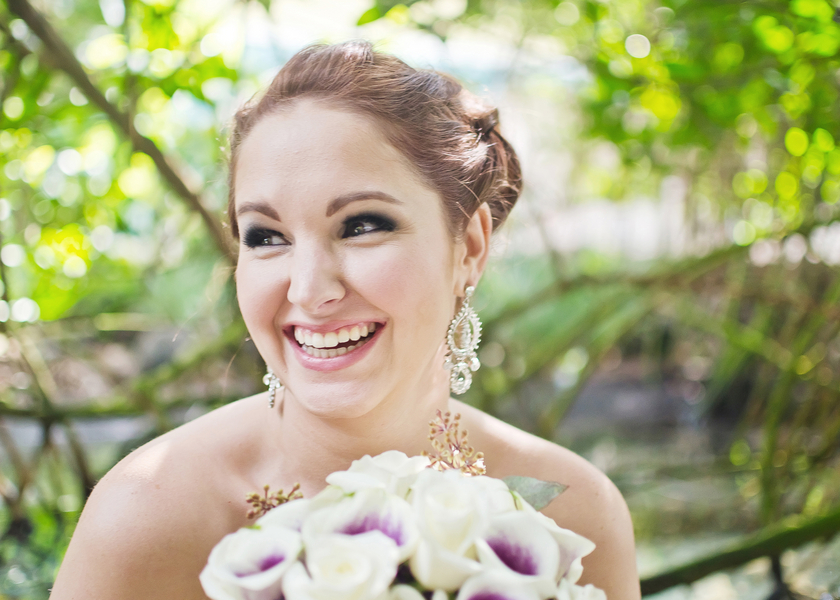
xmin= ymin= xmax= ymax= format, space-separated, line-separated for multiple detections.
xmin=234 ymin=100 xmax=465 ymax=418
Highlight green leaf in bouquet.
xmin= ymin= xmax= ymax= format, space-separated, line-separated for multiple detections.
xmin=502 ymin=476 xmax=567 ymax=511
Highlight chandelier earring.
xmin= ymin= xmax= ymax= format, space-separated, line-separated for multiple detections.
xmin=444 ymin=285 xmax=482 ymax=395
xmin=262 ymin=367 xmax=284 ymax=409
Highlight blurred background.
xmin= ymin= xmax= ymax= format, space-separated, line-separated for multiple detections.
xmin=1 ymin=0 xmax=840 ymax=597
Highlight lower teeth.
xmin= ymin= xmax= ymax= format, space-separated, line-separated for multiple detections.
xmin=302 ymin=335 xmax=371 ymax=358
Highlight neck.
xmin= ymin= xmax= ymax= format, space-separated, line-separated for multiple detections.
xmin=270 ymin=348 xmax=453 ymax=495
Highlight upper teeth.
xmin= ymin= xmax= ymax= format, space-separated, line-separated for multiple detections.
xmin=294 ymin=323 xmax=377 ymax=348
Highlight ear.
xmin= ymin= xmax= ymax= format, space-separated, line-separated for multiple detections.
xmin=453 ymin=203 xmax=493 ymax=294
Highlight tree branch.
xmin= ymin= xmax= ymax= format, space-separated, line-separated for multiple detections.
xmin=0 ymin=394 xmax=240 ymax=419
xmin=16 ymin=329 xmax=97 ymax=497
xmin=640 ymin=505 xmax=840 ymax=595
xmin=481 ymin=243 xmax=747 ymax=334
xmin=5 ymin=0 xmax=234 ymax=262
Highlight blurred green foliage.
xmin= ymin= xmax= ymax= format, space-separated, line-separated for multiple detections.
xmin=0 ymin=0 xmax=839 ymax=596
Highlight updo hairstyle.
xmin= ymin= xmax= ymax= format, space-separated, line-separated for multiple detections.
xmin=227 ymin=40 xmax=522 ymax=240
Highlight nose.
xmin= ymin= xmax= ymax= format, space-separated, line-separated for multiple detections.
xmin=286 ymin=239 xmax=345 ymax=314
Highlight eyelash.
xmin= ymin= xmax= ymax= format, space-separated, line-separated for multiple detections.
xmin=241 ymin=213 xmax=397 ymax=249
xmin=342 ymin=212 xmax=397 ymax=237
xmin=242 ymin=227 xmax=288 ymax=249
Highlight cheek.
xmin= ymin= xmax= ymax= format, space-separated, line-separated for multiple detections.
xmin=236 ymin=258 xmax=286 ymax=332
xmin=344 ymin=241 xmax=454 ymax=330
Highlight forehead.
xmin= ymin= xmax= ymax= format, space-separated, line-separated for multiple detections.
xmin=233 ymin=100 xmax=433 ymax=210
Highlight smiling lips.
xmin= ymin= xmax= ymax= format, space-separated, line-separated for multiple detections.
xmin=292 ymin=323 xmax=379 ymax=359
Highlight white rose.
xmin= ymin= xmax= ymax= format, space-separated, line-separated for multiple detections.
xmin=556 ymin=580 xmax=607 ymax=600
xmin=256 ymin=498 xmax=312 ymax=532
xmin=199 ymin=526 xmax=302 ymax=600
xmin=326 ymin=451 xmax=430 ymax=498
xmin=470 ymin=476 xmax=518 ymax=514
xmin=456 ymin=571 xmax=542 ymax=600
xmin=282 ymin=531 xmax=399 ymax=600
xmin=257 ymin=486 xmax=345 ymax=532
xmin=389 ymin=585 xmax=426 ymax=600
xmin=303 ymin=487 xmax=420 ymax=562
xmin=388 ymin=586 xmax=448 ymax=600
xmin=408 ymin=469 xmax=486 ymax=591
xmin=521 ymin=504 xmax=596 ymax=584
xmin=474 ymin=511 xmax=560 ymax=598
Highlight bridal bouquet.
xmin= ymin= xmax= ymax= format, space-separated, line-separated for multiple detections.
xmin=200 ymin=413 xmax=606 ymax=600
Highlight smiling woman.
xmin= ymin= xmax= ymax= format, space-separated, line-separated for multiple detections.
xmin=49 ymin=41 xmax=640 ymax=600
xmin=235 ymin=101 xmax=465 ymax=418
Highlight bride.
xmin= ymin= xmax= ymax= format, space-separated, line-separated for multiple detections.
xmin=50 ymin=41 xmax=640 ymax=599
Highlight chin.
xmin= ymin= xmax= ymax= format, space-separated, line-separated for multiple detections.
xmin=288 ymin=381 xmax=388 ymax=420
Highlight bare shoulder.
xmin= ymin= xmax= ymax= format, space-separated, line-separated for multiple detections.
xmin=455 ymin=402 xmax=641 ymax=600
xmin=50 ymin=396 xmax=262 ymax=600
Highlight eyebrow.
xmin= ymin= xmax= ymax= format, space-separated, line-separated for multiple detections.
xmin=236 ymin=191 xmax=402 ymax=221
xmin=326 ymin=191 xmax=402 ymax=217
xmin=236 ymin=201 xmax=280 ymax=220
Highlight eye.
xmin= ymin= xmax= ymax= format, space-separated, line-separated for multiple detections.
xmin=243 ymin=227 xmax=288 ymax=249
xmin=342 ymin=213 xmax=397 ymax=238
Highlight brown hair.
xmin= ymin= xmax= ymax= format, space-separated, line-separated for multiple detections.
xmin=227 ymin=40 xmax=522 ymax=239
